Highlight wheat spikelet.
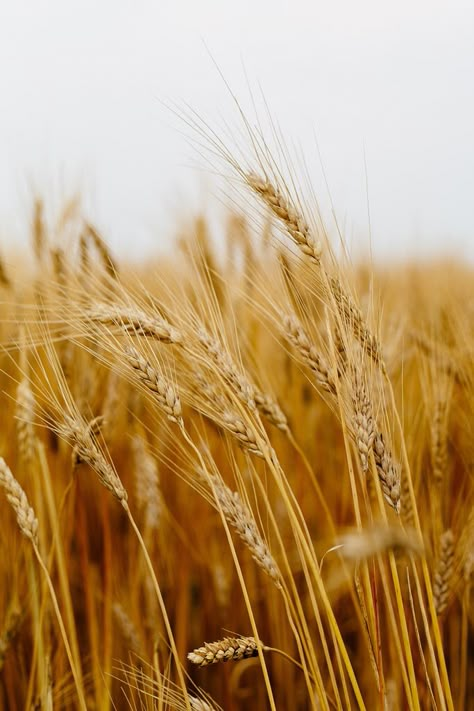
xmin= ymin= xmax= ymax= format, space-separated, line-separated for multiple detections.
xmin=124 ymin=346 xmax=182 ymax=424
xmin=281 ymin=313 xmax=336 ymax=395
xmin=196 ymin=327 xmax=287 ymax=431
xmin=400 ymin=472 xmax=415 ymax=528
xmin=197 ymin=328 xmax=255 ymax=408
xmin=113 ymin=602 xmax=142 ymax=654
xmin=32 ymin=199 xmax=45 ymax=261
xmin=132 ymin=434 xmax=162 ymax=531
xmin=0 ymin=458 xmax=39 ymax=545
xmin=89 ymin=304 xmax=182 ymax=344
xmin=187 ymin=635 xmax=259 ymax=666
xmin=222 ymin=411 xmax=264 ymax=457
xmin=351 ymin=371 xmax=375 ymax=472
xmin=59 ymin=416 xmax=127 ymax=503
xmin=209 ymin=474 xmax=281 ymax=587
xmin=337 ymin=524 xmax=423 ymax=561
xmin=430 ymin=398 xmax=449 ymax=485
xmin=433 ymin=529 xmax=454 ymax=615
xmin=247 ymin=174 xmax=322 ymax=262
xmin=333 ymin=325 xmax=348 ymax=374
xmin=189 ymin=696 xmax=218 ymax=711
xmin=373 ymin=433 xmax=401 ymax=513
xmin=16 ymin=379 xmax=37 ymax=466
xmin=85 ymin=222 xmax=118 ymax=278
xmin=329 ymin=276 xmax=385 ymax=370
xmin=253 ymin=390 xmax=288 ymax=432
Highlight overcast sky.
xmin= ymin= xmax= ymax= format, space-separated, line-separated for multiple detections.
xmin=1 ymin=1 xmax=473 ymax=261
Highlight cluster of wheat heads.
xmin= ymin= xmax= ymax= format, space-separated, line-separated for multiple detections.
xmin=0 ymin=167 xmax=473 ymax=711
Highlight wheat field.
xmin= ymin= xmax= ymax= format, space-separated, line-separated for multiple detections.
xmin=0 ymin=134 xmax=473 ymax=710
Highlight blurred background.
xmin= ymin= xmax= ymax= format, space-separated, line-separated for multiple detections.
xmin=0 ymin=0 xmax=473 ymax=260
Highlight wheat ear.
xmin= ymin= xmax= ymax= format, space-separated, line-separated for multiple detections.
xmin=89 ymin=304 xmax=182 ymax=344
xmin=433 ymin=530 xmax=454 ymax=616
xmin=124 ymin=345 xmax=182 ymax=424
xmin=351 ymin=371 xmax=375 ymax=472
xmin=247 ymin=174 xmax=322 ymax=263
xmin=281 ymin=313 xmax=336 ymax=395
xmin=373 ymin=433 xmax=401 ymax=513
xmin=188 ymin=636 xmax=259 ymax=666
xmin=207 ymin=474 xmax=282 ymax=587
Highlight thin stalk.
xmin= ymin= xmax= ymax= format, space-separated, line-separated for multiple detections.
xmin=124 ymin=505 xmax=192 ymax=711
xmin=32 ymin=544 xmax=88 ymax=711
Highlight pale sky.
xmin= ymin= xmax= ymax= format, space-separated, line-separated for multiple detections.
xmin=1 ymin=1 xmax=473 ymax=261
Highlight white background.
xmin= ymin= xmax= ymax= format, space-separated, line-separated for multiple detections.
xmin=1 ymin=1 xmax=473 ymax=261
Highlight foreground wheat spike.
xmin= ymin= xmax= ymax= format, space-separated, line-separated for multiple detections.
xmin=0 ymin=458 xmax=39 ymax=545
xmin=188 ymin=636 xmax=259 ymax=666
xmin=247 ymin=173 xmax=322 ymax=262
xmin=253 ymin=390 xmax=288 ymax=432
xmin=197 ymin=328 xmax=256 ymax=408
xmin=124 ymin=345 xmax=182 ymax=424
xmin=196 ymin=328 xmax=287 ymax=431
xmin=209 ymin=474 xmax=282 ymax=587
xmin=89 ymin=303 xmax=182 ymax=344
xmin=329 ymin=276 xmax=385 ymax=371
xmin=59 ymin=416 xmax=127 ymax=503
xmin=281 ymin=313 xmax=336 ymax=395
xmin=433 ymin=529 xmax=454 ymax=616
xmin=351 ymin=371 xmax=375 ymax=472
xmin=373 ymin=433 xmax=401 ymax=513
xmin=222 ymin=411 xmax=264 ymax=457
